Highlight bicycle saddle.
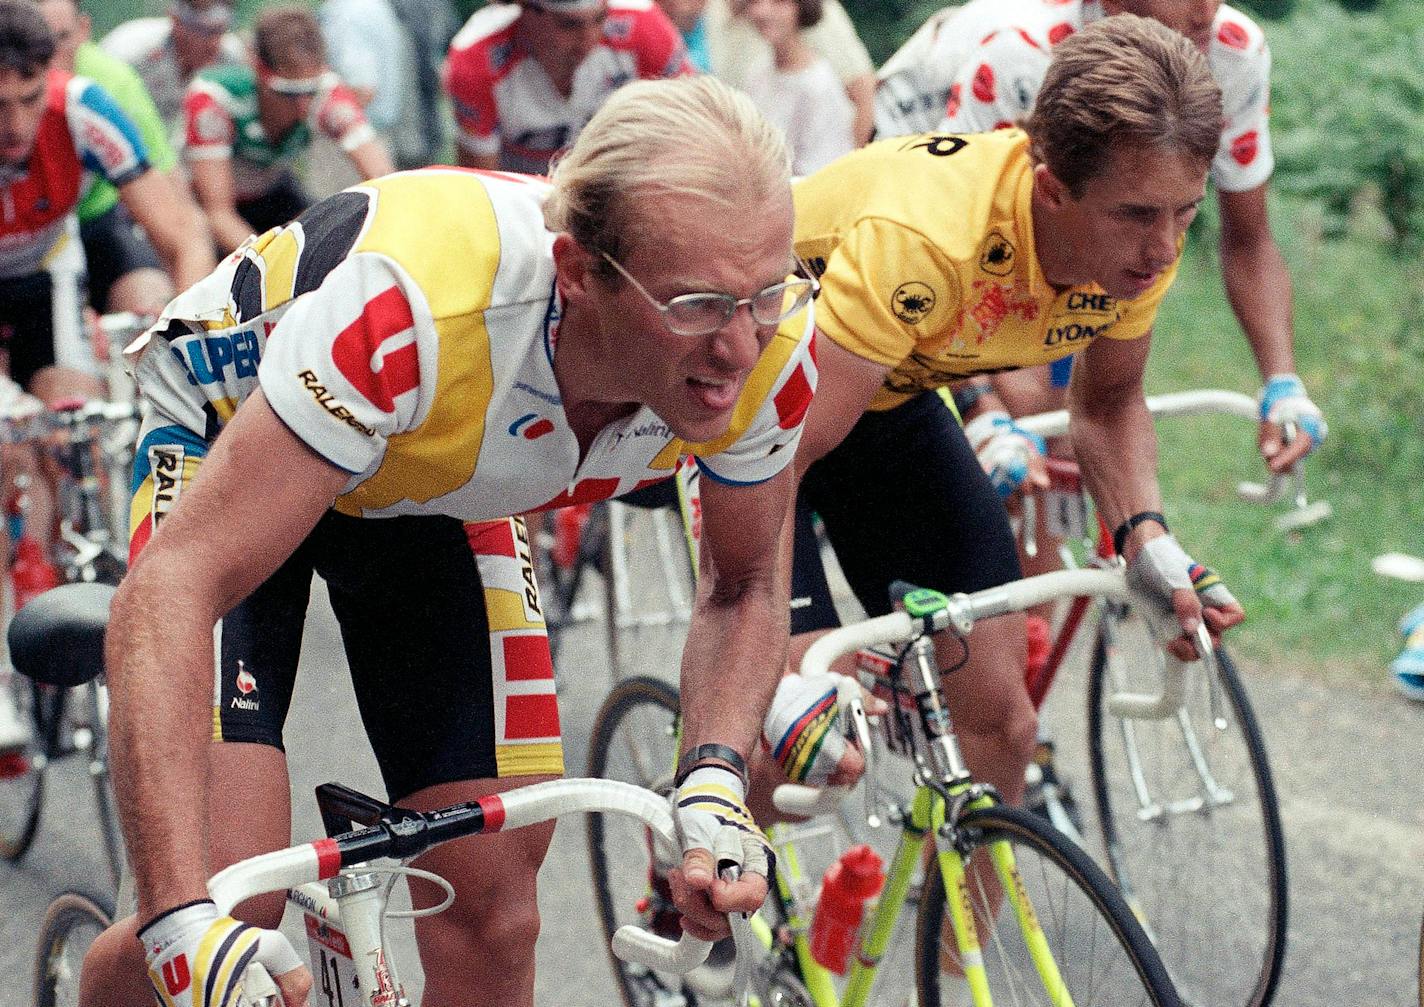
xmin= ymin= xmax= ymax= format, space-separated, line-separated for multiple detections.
xmin=9 ymin=582 xmax=115 ymax=687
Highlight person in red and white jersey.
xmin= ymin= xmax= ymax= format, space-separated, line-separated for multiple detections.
xmin=444 ymin=0 xmax=693 ymax=175
xmin=876 ymin=0 xmax=1325 ymax=478
xmin=83 ymin=77 xmax=816 ymax=1007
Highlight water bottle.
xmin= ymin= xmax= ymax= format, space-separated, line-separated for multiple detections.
xmin=11 ymin=534 xmax=61 ymax=609
xmin=809 ymin=844 xmax=886 ymax=974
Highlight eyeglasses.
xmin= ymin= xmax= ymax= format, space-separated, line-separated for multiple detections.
xmin=599 ymin=251 xmax=818 ymax=337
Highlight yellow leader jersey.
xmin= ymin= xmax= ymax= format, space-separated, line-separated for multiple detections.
xmin=791 ymin=129 xmax=1177 ymax=411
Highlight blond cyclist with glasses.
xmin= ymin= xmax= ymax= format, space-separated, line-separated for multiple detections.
xmin=84 ymin=76 xmax=816 ymax=1007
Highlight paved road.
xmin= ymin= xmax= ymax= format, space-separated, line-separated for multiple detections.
xmin=4 ymin=570 xmax=1422 ymax=1006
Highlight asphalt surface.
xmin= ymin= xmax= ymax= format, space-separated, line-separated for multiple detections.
xmin=3 ymin=564 xmax=1422 ymax=1007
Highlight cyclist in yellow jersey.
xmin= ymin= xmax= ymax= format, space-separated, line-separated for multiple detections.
xmin=86 ymin=77 xmax=817 ymax=1007
xmin=759 ymin=17 xmax=1247 ymax=812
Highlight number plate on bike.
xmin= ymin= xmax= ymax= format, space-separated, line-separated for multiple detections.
xmin=303 ymin=912 xmax=361 ymax=1007
xmin=1044 ymin=489 xmax=1089 ymax=540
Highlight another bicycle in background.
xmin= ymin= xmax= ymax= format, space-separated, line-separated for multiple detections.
xmin=0 ymin=333 xmax=142 ymax=887
xmin=589 ymin=571 xmax=1185 ymax=1007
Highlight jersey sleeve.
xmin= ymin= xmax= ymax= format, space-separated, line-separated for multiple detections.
xmin=316 ymin=79 xmax=377 ymax=153
xmin=66 ymin=77 xmax=150 ymax=186
xmin=258 ymin=251 xmax=434 ymax=475
xmin=1211 ymin=17 xmax=1274 ymax=192
xmin=694 ymin=309 xmax=818 ymax=486
xmin=939 ymin=29 xmax=1049 ymax=134
xmin=807 ymin=216 xmax=963 ymax=369
xmin=1102 ymin=257 xmax=1180 ymax=342
xmin=443 ymin=43 xmax=500 ymax=158
xmin=182 ymin=80 xmax=234 ymax=160
xmin=627 ymin=4 xmax=694 ymax=80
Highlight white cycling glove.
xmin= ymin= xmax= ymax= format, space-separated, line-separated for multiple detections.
xmin=1258 ymin=374 xmax=1327 ymax=451
xmin=964 ymin=410 xmax=1047 ymax=499
xmin=1125 ymin=534 xmax=1239 ymax=642
xmin=762 ymin=673 xmax=847 ymax=787
xmin=141 ymin=900 xmax=302 ymax=1007
xmin=673 ymin=765 xmax=772 ymax=881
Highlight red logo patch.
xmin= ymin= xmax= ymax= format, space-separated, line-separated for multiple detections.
xmin=523 ymin=418 xmax=555 ymax=439
xmin=944 ymin=82 xmax=962 ymax=119
xmin=162 ymin=956 xmax=191 ymax=996
xmin=773 ymin=364 xmax=812 ymax=430
xmin=972 ymin=63 xmax=995 ymax=104
xmin=1230 ymin=130 xmax=1259 ymax=166
xmin=1016 ymin=28 xmax=1042 ymax=50
xmin=1217 ymin=21 xmax=1249 ymax=49
xmin=1048 ymin=22 xmax=1074 ymax=45
xmin=330 ymin=286 xmax=419 ymax=413
xmin=235 ymin=665 xmax=257 ymax=695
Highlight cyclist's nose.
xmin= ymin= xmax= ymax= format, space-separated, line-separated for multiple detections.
xmin=707 ymin=303 xmax=764 ymax=373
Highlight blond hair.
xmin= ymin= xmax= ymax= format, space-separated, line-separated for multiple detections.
xmin=544 ymin=76 xmax=791 ymax=276
xmin=1027 ymin=14 xmax=1222 ymax=196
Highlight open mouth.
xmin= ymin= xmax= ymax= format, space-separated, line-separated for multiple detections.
xmin=687 ymin=375 xmax=740 ymax=412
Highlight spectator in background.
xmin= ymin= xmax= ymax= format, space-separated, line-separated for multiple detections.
xmin=306 ymin=0 xmax=422 ymax=200
xmin=36 ymin=0 xmax=203 ymax=318
xmin=655 ymin=0 xmax=710 ymax=71
xmin=100 ymin=0 xmax=245 ymax=128
xmin=704 ymin=0 xmax=873 ymax=145
xmin=444 ymin=0 xmax=691 ymax=176
xmin=386 ymin=0 xmax=456 ymax=166
xmin=1394 ymin=603 xmax=1424 ymax=701
xmin=182 ymin=4 xmax=394 ymax=252
xmin=742 ymin=0 xmax=852 ymax=175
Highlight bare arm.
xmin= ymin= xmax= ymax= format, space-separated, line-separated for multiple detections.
xmin=346 ymin=136 xmax=396 ymax=181
xmin=456 ymin=145 xmax=501 ymax=170
xmin=1218 ymin=183 xmax=1294 ymax=379
xmin=1218 ymin=183 xmax=1316 ymax=471
xmin=106 ymin=392 xmax=349 ymax=920
xmin=844 ymin=72 xmax=876 ymax=146
xmin=188 ymin=156 xmax=259 ymax=254
xmin=1066 ymin=332 xmax=1159 ymax=546
xmin=117 ymin=169 xmax=217 ymax=291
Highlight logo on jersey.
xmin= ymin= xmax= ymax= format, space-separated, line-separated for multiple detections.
xmin=148 ymin=445 xmax=185 ymax=524
xmin=159 ymin=954 xmax=191 ymax=996
xmin=512 ymin=517 xmax=544 ymax=623
xmin=297 ymin=370 xmax=377 ymax=437
xmin=1048 ymin=22 xmax=1074 ymax=45
xmin=508 ymin=413 xmax=555 ymax=440
xmin=971 ymin=63 xmax=996 ymax=103
xmin=980 ymin=232 xmax=1016 ymax=276
xmin=1217 ymin=21 xmax=1250 ymax=50
xmin=1231 ymin=130 xmax=1260 ymax=167
xmin=1064 ymin=291 xmax=1115 ymax=315
xmin=892 ymin=282 xmax=937 ymax=325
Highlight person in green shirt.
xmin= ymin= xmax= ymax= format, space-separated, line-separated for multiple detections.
xmin=39 ymin=0 xmax=210 ymax=318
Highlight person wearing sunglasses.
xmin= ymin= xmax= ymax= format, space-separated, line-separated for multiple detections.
xmin=83 ymin=76 xmax=816 ymax=1007
xmin=182 ymin=4 xmax=394 ymax=254
xmin=445 ymin=0 xmax=692 ymax=176
xmin=100 ymin=0 xmax=246 ymax=128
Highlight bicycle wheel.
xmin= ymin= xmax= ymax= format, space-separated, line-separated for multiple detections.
xmin=915 ymin=803 xmax=1179 ymax=1007
xmin=33 ymin=889 xmax=113 ymax=1007
xmin=0 ymin=672 xmax=57 ymax=861
xmin=586 ymin=676 xmax=701 ymax=1007
xmin=602 ymin=501 xmax=695 ymax=686
xmin=539 ymin=505 xmax=609 ymax=661
xmin=1087 ymin=607 xmax=1286 ymax=1007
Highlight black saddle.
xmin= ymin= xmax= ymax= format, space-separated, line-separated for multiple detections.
xmin=8 ymin=582 xmax=115 ymax=687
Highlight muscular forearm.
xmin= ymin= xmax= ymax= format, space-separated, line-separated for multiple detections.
xmin=678 ymin=574 xmax=788 ymax=766
xmin=1069 ymin=387 xmax=1161 ymax=542
xmin=209 ymin=206 xmax=257 ymax=255
xmin=106 ymin=564 xmax=221 ymax=920
xmin=1219 ymin=230 xmax=1295 ymax=380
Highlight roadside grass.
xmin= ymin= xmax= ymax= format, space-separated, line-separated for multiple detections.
xmin=1147 ymin=191 xmax=1423 ymax=688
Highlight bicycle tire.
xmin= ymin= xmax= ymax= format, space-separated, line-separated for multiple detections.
xmin=1087 ymin=608 xmax=1287 ymax=1007
xmin=914 ymin=803 xmax=1180 ymax=1007
xmin=586 ymin=676 xmax=701 ymax=1007
xmin=540 ymin=505 xmax=609 ymax=661
xmin=33 ymin=889 xmax=114 ymax=1007
xmin=0 ymin=675 xmax=58 ymax=861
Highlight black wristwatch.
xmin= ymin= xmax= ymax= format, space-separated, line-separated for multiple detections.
xmin=951 ymin=380 xmax=994 ymax=418
xmin=1112 ymin=511 xmax=1169 ymax=557
xmin=674 ymin=743 xmax=749 ymax=789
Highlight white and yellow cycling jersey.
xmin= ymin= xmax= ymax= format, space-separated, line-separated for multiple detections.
xmin=127 ymin=167 xmax=816 ymax=552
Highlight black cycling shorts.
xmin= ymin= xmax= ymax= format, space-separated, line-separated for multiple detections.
xmin=210 ymin=510 xmax=564 ymax=802
xmin=79 ymin=203 xmax=162 ymax=312
xmin=790 ymin=390 xmax=1023 ymax=635
xmin=0 ymin=266 xmax=94 ymax=389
